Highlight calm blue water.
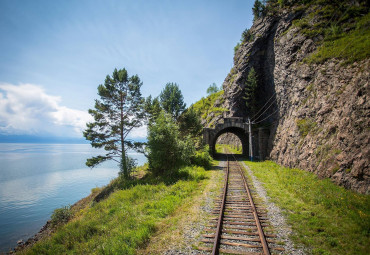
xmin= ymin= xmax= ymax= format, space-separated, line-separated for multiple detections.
xmin=0 ymin=143 xmax=146 ymax=253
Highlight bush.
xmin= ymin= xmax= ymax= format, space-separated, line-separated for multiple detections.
xmin=191 ymin=145 xmax=213 ymax=170
xmin=147 ymin=111 xmax=195 ymax=175
xmin=51 ymin=205 xmax=72 ymax=227
xmin=119 ymin=156 xmax=137 ymax=177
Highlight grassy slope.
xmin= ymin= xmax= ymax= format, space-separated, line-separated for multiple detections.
xmin=20 ymin=166 xmax=208 ymax=255
xmin=191 ymin=90 xmax=228 ymax=127
xmin=137 ymin=162 xmax=223 ymax=254
xmin=245 ymin=160 xmax=370 ymax=255
xmin=307 ymin=12 xmax=370 ymax=64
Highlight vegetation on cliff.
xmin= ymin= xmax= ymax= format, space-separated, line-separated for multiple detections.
xmin=190 ymin=90 xmax=228 ymax=128
xmin=250 ymin=0 xmax=370 ymax=64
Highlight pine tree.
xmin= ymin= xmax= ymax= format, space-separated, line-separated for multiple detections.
xmin=252 ymin=0 xmax=266 ymax=20
xmin=243 ymin=67 xmax=258 ymax=116
xmin=83 ymin=68 xmax=145 ymax=179
xmin=159 ymin=82 xmax=186 ymax=120
xmin=206 ymin=83 xmax=219 ymax=95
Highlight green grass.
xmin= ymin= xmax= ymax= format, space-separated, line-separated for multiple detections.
xmin=244 ymin=160 xmax=370 ymax=255
xmin=306 ymin=9 xmax=370 ymax=64
xmin=21 ymin=166 xmax=208 ymax=255
xmin=191 ymin=90 xmax=228 ymax=127
xmin=215 ymin=144 xmax=242 ymax=154
xmin=296 ymin=118 xmax=317 ymax=137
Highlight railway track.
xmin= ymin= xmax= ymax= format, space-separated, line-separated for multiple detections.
xmin=198 ymin=153 xmax=284 ymax=255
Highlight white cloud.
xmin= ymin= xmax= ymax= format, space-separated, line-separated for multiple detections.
xmin=128 ymin=124 xmax=148 ymax=139
xmin=0 ymin=83 xmax=92 ymax=137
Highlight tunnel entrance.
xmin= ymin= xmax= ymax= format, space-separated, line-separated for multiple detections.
xmin=212 ymin=127 xmax=249 ymax=156
xmin=215 ymin=132 xmax=243 ymax=154
xmin=203 ymin=117 xmax=270 ymax=160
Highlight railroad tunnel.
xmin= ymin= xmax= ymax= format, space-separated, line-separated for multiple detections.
xmin=203 ymin=117 xmax=270 ymax=160
xmin=211 ymin=127 xmax=249 ymax=156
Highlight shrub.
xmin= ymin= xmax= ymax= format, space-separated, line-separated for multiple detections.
xmin=191 ymin=145 xmax=213 ymax=170
xmin=119 ymin=156 xmax=137 ymax=177
xmin=147 ymin=111 xmax=195 ymax=175
xmin=51 ymin=205 xmax=72 ymax=227
xmin=234 ymin=42 xmax=240 ymax=53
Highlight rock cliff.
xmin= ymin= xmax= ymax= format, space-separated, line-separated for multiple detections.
xmin=207 ymin=1 xmax=369 ymax=193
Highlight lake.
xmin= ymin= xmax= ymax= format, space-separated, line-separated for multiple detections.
xmin=0 ymin=143 xmax=146 ymax=253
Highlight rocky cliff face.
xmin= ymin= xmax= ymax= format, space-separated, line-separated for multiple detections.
xmin=210 ymin=4 xmax=369 ymax=193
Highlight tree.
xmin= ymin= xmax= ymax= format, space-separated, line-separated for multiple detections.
xmin=144 ymin=95 xmax=162 ymax=123
xmin=178 ymin=107 xmax=203 ymax=146
xmin=206 ymin=83 xmax=220 ymax=95
xmin=252 ymin=0 xmax=266 ymax=20
xmin=146 ymin=111 xmax=194 ymax=175
xmin=83 ymin=68 xmax=145 ymax=179
xmin=159 ymin=82 xmax=186 ymax=120
xmin=243 ymin=67 xmax=258 ymax=116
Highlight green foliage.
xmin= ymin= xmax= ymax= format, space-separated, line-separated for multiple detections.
xmin=23 ymin=166 xmax=208 ymax=255
xmin=83 ymin=68 xmax=145 ymax=179
xmin=51 ymin=206 xmax=73 ymax=227
xmin=144 ymin=95 xmax=162 ymax=123
xmin=253 ymin=0 xmax=266 ymax=20
xmin=159 ymin=82 xmax=186 ymax=120
xmin=219 ymin=144 xmax=242 ymax=154
xmin=243 ymin=67 xmax=258 ymax=117
xmin=206 ymin=83 xmax=220 ymax=95
xmin=296 ymin=118 xmax=317 ymax=137
xmin=241 ymin=28 xmax=254 ymax=43
xmin=245 ymin=161 xmax=370 ymax=255
xmin=307 ymin=12 xmax=370 ymax=64
xmin=282 ymin=1 xmax=370 ymax=64
xmin=234 ymin=42 xmax=241 ymax=53
xmin=191 ymin=145 xmax=213 ymax=170
xmin=119 ymin=156 xmax=137 ymax=177
xmin=146 ymin=112 xmax=194 ymax=175
xmin=178 ymin=107 xmax=203 ymax=146
xmin=191 ymin=90 xmax=227 ymax=127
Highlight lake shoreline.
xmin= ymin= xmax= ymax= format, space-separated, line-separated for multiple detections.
xmin=10 ymin=187 xmax=100 ymax=254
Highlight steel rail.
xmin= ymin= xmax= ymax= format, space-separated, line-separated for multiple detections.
xmin=212 ymin=155 xmax=229 ymax=255
xmin=231 ymin=153 xmax=271 ymax=255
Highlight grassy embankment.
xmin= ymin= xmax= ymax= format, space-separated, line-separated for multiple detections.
xmin=222 ymin=144 xmax=369 ymax=254
xmin=19 ymin=165 xmax=214 ymax=255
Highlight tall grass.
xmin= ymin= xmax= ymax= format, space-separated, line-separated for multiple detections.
xmin=21 ymin=166 xmax=207 ymax=255
xmin=245 ymin=160 xmax=370 ymax=255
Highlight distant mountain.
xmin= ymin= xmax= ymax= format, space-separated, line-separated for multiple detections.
xmin=0 ymin=135 xmax=148 ymax=144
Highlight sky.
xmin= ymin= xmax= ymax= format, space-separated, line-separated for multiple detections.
xmin=0 ymin=0 xmax=254 ymax=141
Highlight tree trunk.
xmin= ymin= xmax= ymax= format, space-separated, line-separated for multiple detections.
xmin=121 ymin=144 xmax=127 ymax=179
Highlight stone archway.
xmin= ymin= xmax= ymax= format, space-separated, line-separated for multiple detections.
xmin=203 ymin=117 xmax=249 ymax=157
xmin=203 ymin=117 xmax=270 ymax=160
xmin=211 ymin=126 xmax=249 ymax=156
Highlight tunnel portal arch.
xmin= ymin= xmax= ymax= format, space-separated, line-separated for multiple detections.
xmin=203 ymin=117 xmax=249 ymax=157
xmin=203 ymin=117 xmax=271 ymax=160
xmin=212 ymin=126 xmax=249 ymax=156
